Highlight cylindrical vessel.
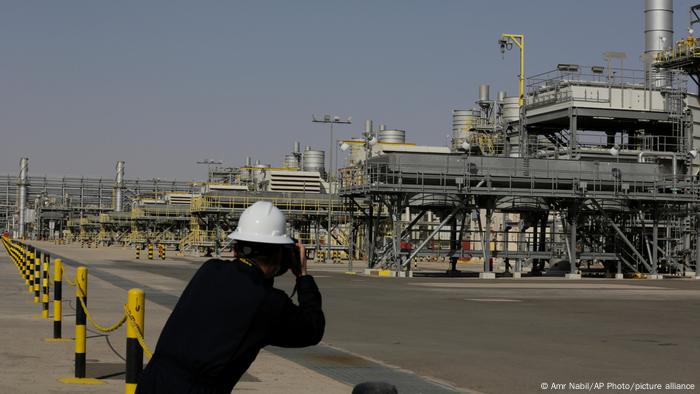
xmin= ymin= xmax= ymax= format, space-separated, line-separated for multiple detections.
xmin=502 ymin=97 xmax=520 ymax=123
xmin=452 ymin=109 xmax=477 ymax=149
xmin=18 ymin=157 xmax=28 ymax=238
xmin=294 ymin=141 xmax=301 ymax=154
xmin=645 ymin=0 xmax=673 ymax=54
xmin=364 ymin=119 xmax=373 ymax=134
xmin=284 ymin=154 xmax=300 ymax=169
xmin=479 ymin=84 xmax=490 ymax=102
xmin=378 ymin=129 xmax=406 ymax=144
xmin=302 ymin=149 xmax=326 ymax=176
xmin=497 ymin=91 xmax=507 ymax=103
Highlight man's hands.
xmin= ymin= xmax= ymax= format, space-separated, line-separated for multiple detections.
xmin=291 ymin=240 xmax=307 ymax=278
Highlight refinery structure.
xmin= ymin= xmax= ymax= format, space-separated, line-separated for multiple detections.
xmin=3 ymin=0 xmax=700 ymax=279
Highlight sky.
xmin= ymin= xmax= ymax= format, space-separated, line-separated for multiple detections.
xmin=0 ymin=0 xmax=696 ymax=180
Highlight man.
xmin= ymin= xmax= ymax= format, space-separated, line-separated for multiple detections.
xmin=137 ymin=201 xmax=325 ymax=393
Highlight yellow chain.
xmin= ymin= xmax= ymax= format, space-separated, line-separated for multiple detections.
xmin=62 ymin=267 xmax=76 ymax=287
xmin=124 ymin=304 xmax=153 ymax=359
xmin=75 ymin=283 xmax=127 ymax=333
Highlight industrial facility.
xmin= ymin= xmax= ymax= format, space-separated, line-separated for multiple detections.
xmin=2 ymin=0 xmax=700 ymax=280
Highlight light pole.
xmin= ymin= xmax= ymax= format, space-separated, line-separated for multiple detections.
xmin=196 ymin=159 xmax=223 ymax=183
xmin=313 ymin=114 xmax=351 ymax=263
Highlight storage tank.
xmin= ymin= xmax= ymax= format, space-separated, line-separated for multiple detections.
xmin=302 ymin=149 xmax=326 ymax=177
xmin=502 ymin=97 xmax=520 ymax=123
xmin=284 ymin=154 xmax=300 ymax=169
xmin=378 ymin=129 xmax=406 ymax=144
xmin=452 ymin=109 xmax=477 ymax=149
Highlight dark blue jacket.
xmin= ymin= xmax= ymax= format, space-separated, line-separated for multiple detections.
xmin=136 ymin=258 xmax=324 ymax=393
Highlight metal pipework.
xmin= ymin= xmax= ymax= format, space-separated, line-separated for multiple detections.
xmin=115 ymin=161 xmax=125 ymax=212
xmin=18 ymin=158 xmax=28 ymax=238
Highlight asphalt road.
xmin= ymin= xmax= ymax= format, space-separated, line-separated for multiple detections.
xmin=30 ymin=245 xmax=700 ymax=393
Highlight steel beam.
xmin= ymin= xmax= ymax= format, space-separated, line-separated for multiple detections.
xmin=403 ymin=206 xmax=461 ymax=268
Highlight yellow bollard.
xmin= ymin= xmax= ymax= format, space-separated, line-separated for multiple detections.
xmin=53 ymin=259 xmax=64 ymax=339
xmin=33 ymin=255 xmax=41 ymax=303
xmin=75 ymin=266 xmax=88 ymax=378
xmin=125 ymin=288 xmax=145 ymax=394
xmin=59 ymin=266 xmax=103 ymax=384
xmin=27 ymin=249 xmax=35 ymax=295
xmin=148 ymin=244 xmax=153 ymax=260
xmin=42 ymin=259 xmax=49 ymax=318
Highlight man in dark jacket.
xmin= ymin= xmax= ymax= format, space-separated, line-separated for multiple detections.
xmin=137 ymin=201 xmax=325 ymax=393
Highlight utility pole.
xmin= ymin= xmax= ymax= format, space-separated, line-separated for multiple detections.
xmin=312 ymin=114 xmax=351 ymax=263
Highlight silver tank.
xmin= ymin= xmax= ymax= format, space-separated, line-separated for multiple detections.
xmin=302 ymin=149 xmax=326 ymax=176
xmin=502 ymin=97 xmax=520 ymax=123
xmin=378 ymin=129 xmax=406 ymax=144
xmin=452 ymin=109 xmax=477 ymax=149
xmin=479 ymin=84 xmax=490 ymax=102
xmin=645 ymin=0 xmax=672 ymax=54
xmin=284 ymin=154 xmax=300 ymax=169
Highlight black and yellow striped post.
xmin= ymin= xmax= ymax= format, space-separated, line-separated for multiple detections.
xmin=42 ymin=257 xmax=50 ymax=318
xmin=125 ymin=288 xmax=145 ymax=394
xmin=53 ymin=259 xmax=63 ymax=339
xmin=159 ymin=244 xmax=165 ymax=260
xmin=22 ymin=243 xmax=30 ymax=287
xmin=33 ymin=252 xmax=41 ymax=303
xmin=147 ymin=244 xmax=153 ymax=260
xmin=135 ymin=245 xmax=140 ymax=260
xmin=27 ymin=248 xmax=35 ymax=295
xmin=59 ymin=266 xmax=103 ymax=385
xmin=75 ymin=266 xmax=88 ymax=378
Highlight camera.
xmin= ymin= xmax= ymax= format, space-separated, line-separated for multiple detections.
xmin=276 ymin=239 xmax=301 ymax=277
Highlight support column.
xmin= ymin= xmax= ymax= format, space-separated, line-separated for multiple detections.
xmin=448 ymin=215 xmax=458 ymax=274
xmin=566 ymin=204 xmax=580 ymax=279
xmin=366 ymin=201 xmax=374 ymax=267
xmin=569 ymin=109 xmax=577 ymax=157
xmin=652 ymin=212 xmax=659 ymax=275
xmin=696 ymin=215 xmax=700 ymax=279
xmin=480 ymin=207 xmax=495 ymax=279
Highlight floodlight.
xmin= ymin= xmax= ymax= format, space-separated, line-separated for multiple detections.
xmin=340 ymin=142 xmax=350 ymax=152
xmin=460 ymin=141 xmax=471 ymax=151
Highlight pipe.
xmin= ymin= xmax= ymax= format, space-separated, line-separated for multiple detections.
xmin=18 ymin=158 xmax=28 ymax=238
xmin=115 ymin=161 xmax=125 ymax=212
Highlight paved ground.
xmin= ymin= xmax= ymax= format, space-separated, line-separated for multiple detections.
xmin=2 ymin=242 xmax=700 ymax=393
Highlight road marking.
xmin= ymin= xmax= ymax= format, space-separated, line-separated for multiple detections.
xmin=465 ymin=298 xmax=522 ymax=302
xmin=412 ymin=283 xmax=666 ymax=290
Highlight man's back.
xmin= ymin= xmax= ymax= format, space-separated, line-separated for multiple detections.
xmin=137 ymin=258 xmax=324 ymax=393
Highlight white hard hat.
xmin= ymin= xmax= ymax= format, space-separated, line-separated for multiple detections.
xmin=228 ymin=201 xmax=294 ymax=244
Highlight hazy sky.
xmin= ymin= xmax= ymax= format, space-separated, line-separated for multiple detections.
xmin=1 ymin=0 xmax=696 ymax=180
